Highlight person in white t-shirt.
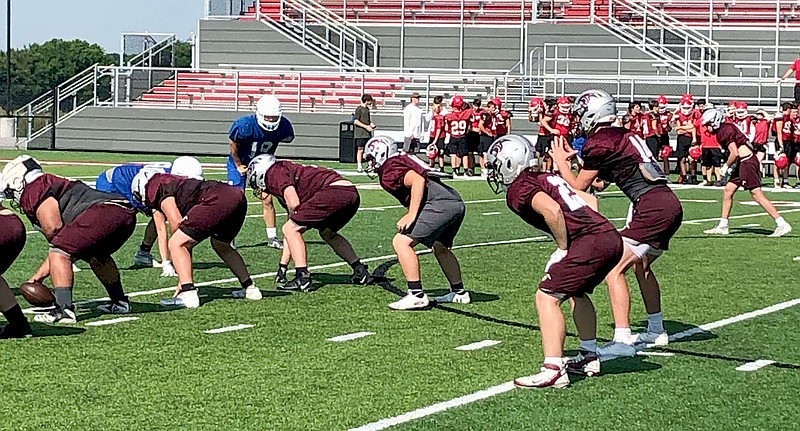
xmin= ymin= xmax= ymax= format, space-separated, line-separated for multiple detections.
xmin=403 ymin=93 xmax=424 ymax=153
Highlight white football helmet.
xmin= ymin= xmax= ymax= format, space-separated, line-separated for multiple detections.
xmin=364 ymin=136 xmax=400 ymax=177
xmin=485 ymin=134 xmax=537 ymax=194
xmin=573 ymin=89 xmax=618 ymax=133
xmin=171 ymin=156 xmax=203 ymax=180
xmin=0 ymin=155 xmax=44 ymax=204
xmin=246 ymin=154 xmax=278 ymax=196
xmin=701 ymin=108 xmax=725 ymax=132
xmin=256 ymin=95 xmax=283 ymax=131
xmin=131 ymin=167 xmax=164 ymax=206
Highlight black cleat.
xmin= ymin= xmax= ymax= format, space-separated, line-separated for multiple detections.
xmin=275 ymin=267 xmax=288 ymax=284
xmin=280 ymin=275 xmax=314 ymax=292
xmin=350 ymin=264 xmax=373 ymax=285
xmin=0 ymin=322 xmax=33 ymax=339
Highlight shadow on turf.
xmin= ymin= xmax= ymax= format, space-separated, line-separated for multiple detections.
xmin=29 ymin=322 xmax=86 ymax=337
xmin=197 ymin=286 xmax=290 ymax=301
xmin=236 ymin=240 xmax=326 ymax=250
xmin=76 ymin=301 xmax=184 ymax=321
xmin=656 ymin=347 xmax=800 ymax=370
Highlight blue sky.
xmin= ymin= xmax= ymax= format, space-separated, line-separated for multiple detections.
xmin=0 ymin=0 xmax=205 ymax=52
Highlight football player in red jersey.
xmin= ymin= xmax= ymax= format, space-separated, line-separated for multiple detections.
xmin=655 ymin=95 xmax=673 ymax=176
xmin=364 ymin=136 xmax=470 ymax=310
xmin=478 ymin=100 xmax=497 ymax=178
xmin=444 ymin=95 xmax=474 ymax=176
xmin=773 ymin=102 xmax=794 ymax=188
xmin=695 ymin=108 xmax=724 ymax=186
xmin=531 ymin=98 xmax=555 ymax=171
xmin=428 ymin=102 xmax=447 ymax=171
xmin=247 ymin=155 xmax=371 ymax=291
xmin=551 ymin=90 xmax=683 ymax=358
xmin=702 ymin=109 xmax=792 ymax=237
xmin=486 ymin=135 xmax=623 ymax=388
xmin=464 ymin=98 xmax=483 ymax=177
xmin=0 ymin=200 xmax=30 ymax=338
xmin=490 ymin=97 xmax=513 ymax=138
xmin=625 ymin=101 xmax=645 ymax=137
xmin=753 ymin=109 xmax=771 ymax=162
xmin=672 ymin=94 xmax=699 ymax=184
xmin=542 ymin=97 xmax=574 ymax=157
xmin=1 ymin=156 xmax=136 ymax=324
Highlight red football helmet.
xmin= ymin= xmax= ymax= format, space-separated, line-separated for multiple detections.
xmin=492 ymin=97 xmax=503 ymax=110
xmin=657 ymin=95 xmax=668 ymax=112
xmin=425 ymin=143 xmax=439 ymax=160
xmin=451 ymin=95 xmax=465 ymax=110
xmin=529 ymin=97 xmax=543 ymax=108
xmin=659 ymin=146 xmax=673 ymax=159
xmin=726 ymin=101 xmax=738 ymax=117
xmin=680 ymin=94 xmax=694 ymax=114
xmin=689 ymin=145 xmax=702 ymax=161
xmin=735 ymin=101 xmax=749 ymax=120
xmin=557 ymin=96 xmax=571 ymax=114
xmin=775 ymin=153 xmax=789 ymax=169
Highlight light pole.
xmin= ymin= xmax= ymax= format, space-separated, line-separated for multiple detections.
xmin=5 ymin=0 xmax=10 ymax=114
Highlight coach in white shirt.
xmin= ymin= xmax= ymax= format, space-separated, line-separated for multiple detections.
xmin=403 ymin=92 xmax=424 ymax=153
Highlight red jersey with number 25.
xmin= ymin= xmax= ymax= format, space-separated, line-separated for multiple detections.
xmin=549 ymin=111 xmax=572 ymax=136
xmin=444 ymin=110 xmax=474 ymax=139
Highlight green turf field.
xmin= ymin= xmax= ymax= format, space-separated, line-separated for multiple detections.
xmin=1 ymin=150 xmax=799 ymax=431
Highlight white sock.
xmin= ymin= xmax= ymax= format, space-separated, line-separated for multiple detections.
xmin=579 ymin=339 xmax=598 ymax=353
xmin=266 ymin=227 xmax=277 ymax=239
xmin=544 ymin=356 xmax=563 ymax=367
xmin=647 ymin=312 xmax=664 ymax=333
xmin=718 ymin=218 xmax=729 ymax=228
xmin=614 ymin=327 xmax=632 ymax=343
xmin=776 ymin=216 xmax=787 ymax=227
xmin=357 ymin=163 xmax=363 ymax=170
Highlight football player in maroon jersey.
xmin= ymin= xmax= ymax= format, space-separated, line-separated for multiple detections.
xmin=773 ymin=102 xmax=794 ymax=188
xmin=0 ymin=200 xmax=30 ymax=338
xmin=625 ymin=101 xmax=645 ymax=137
xmin=246 ymin=155 xmax=371 ymax=292
xmin=479 ymin=100 xmax=497 ymax=178
xmin=364 ymin=136 xmax=470 ymax=310
xmin=444 ymin=95 xmax=474 ymax=176
xmin=672 ymin=94 xmax=699 ymax=184
xmin=551 ymin=90 xmax=683 ymax=358
xmin=1 ymin=156 xmax=136 ymax=324
xmin=133 ymin=171 xmax=257 ymax=308
xmin=428 ymin=102 xmax=447 ymax=171
xmin=465 ymin=98 xmax=483 ymax=177
xmin=702 ymin=109 xmax=792 ymax=237
xmin=532 ymin=98 xmax=555 ymax=172
xmin=486 ymin=134 xmax=623 ymax=388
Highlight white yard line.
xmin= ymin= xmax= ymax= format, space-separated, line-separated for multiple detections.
xmin=482 ymin=212 xmax=501 ymax=216
xmin=455 ymin=340 xmax=501 ymax=351
xmin=349 ymin=296 xmax=800 ymax=431
xmin=682 ymin=208 xmax=800 ymax=225
xmin=636 ymin=351 xmax=675 ymax=357
xmin=327 ymin=332 xmax=375 ymax=342
xmin=204 ymin=324 xmax=254 ymax=334
xmin=682 ymin=199 xmax=718 ymax=203
xmin=84 ymin=317 xmax=139 ymax=327
xmin=735 ymin=360 xmax=776 ymax=372
xmin=740 ymin=224 xmax=761 ymax=228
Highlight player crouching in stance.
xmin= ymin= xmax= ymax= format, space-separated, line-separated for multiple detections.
xmin=702 ymin=109 xmax=792 ymax=237
xmin=246 ymin=155 xmax=371 ymax=292
xmin=487 ymin=135 xmax=623 ymax=388
xmin=0 ymin=201 xmax=31 ymax=338
xmin=95 ymin=156 xmax=204 ymax=276
xmin=132 ymin=171 xmax=259 ymax=308
xmin=1 ymin=156 xmax=136 ymax=324
xmin=365 ymin=136 xmax=470 ymax=310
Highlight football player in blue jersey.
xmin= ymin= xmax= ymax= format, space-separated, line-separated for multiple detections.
xmin=95 ymin=156 xmax=203 ymax=276
xmin=228 ymin=95 xmax=295 ymax=249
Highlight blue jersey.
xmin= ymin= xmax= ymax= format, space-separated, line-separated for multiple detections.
xmin=96 ymin=162 xmax=171 ymax=211
xmin=228 ymin=114 xmax=295 ymax=165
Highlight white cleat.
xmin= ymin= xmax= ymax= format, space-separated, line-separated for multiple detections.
xmin=34 ymin=308 xmax=77 ymax=324
xmin=133 ymin=250 xmax=155 ymax=268
xmin=388 ymin=292 xmax=430 ymax=310
xmin=703 ymin=226 xmax=729 ymax=235
xmin=434 ymin=291 xmax=471 ymax=304
xmin=597 ymin=341 xmax=637 ymax=359
xmin=768 ymin=224 xmax=792 ymax=238
xmin=160 ymin=290 xmax=200 ymax=309
xmin=633 ymin=331 xmax=669 ymax=347
xmin=792 ymin=256 xmax=800 ymax=261
xmin=232 ymin=286 xmax=263 ymax=301
xmin=514 ymin=364 xmax=570 ymax=389
xmin=96 ymin=300 xmax=132 ymax=315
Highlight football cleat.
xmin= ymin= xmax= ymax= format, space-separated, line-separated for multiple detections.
xmin=280 ymin=275 xmax=313 ymax=292
xmin=267 ymin=237 xmax=284 ymax=250
xmin=703 ymin=226 xmax=729 ymax=235
xmin=232 ymin=286 xmax=263 ymax=301
xmin=633 ymin=331 xmax=669 ymax=347
xmin=514 ymin=364 xmax=569 ymax=389
xmin=388 ymin=292 xmax=430 ymax=310
xmin=566 ymin=350 xmax=601 ymax=377
xmin=350 ymin=264 xmax=373 ymax=285
xmin=597 ymin=341 xmax=637 ymax=358
xmin=96 ymin=300 xmax=132 ymax=315
xmin=0 ymin=322 xmax=33 ymax=339
xmin=768 ymin=224 xmax=792 ymax=238
xmin=275 ymin=267 xmax=288 ymax=284
xmin=434 ymin=291 xmax=471 ymax=304
xmin=34 ymin=307 xmax=77 ymax=324
xmin=160 ymin=290 xmax=200 ymax=309
xmin=133 ymin=250 xmax=155 ymax=268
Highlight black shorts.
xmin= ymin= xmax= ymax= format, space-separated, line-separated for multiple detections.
xmin=479 ymin=134 xmax=495 ymax=154
xmin=786 ymin=141 xmax=800 ymax=164
xmin=447 ymin=137 xmax=469 ymax=157
xmin=701 ymin=148 xmax=723 ymax=167
xmin=753 ymin=143 xmax=767 ymax=154
xmin=536 ymin=135 xmax=554 ymax=156
xmin=675 ymin=135 xmax=693 ymax=159
xmin=466 ymin=131 xmax=481 ymax=154
xmin=646 ymin=136 xmax=660 ymax=159
xmin=432 ymin=137 xmax=447 ymax=155
xmin=355 ymin=138 xmax=370 ymax=149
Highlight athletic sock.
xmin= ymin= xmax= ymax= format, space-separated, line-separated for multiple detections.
xmin=647 ymin=312 xmax=665 ymax=334
xmin=1 ymin=304 xmax=27 ymax=327
xmin=719 ymin=218 xmax=729 ymax=228
xmin=579 ymin=339 xmax=598 ymax=353
xmin=296 ymin=267 xmax=311 ymax=279
xmin=179 ymin=283 xmax=196 ymax=292
xmin=544 ymin=357 xmax=564 ymax=368
xmin=54 ymin=287 xmax=74 ymax=311
xmin=776 ymin=216 xmax=788 ymax=227
xmin=407 ymin=280 xmax=424 ymax=298
xmin=240 ymin=278 xmax=254 ymax=289
xmin=139 ymin=243 xmax=153 ymax=253
xmin=613 ymin=327 xmax=632 ymax=343
xmin=102 ymin=281 xmax=128 ymax=303
xmin=449 ymin=282 xmax=466 ymax=295
xmin=266 ymin=227 xmax=278 ymax=239
xmin=349 ymin=260 xmax=364 ymax=270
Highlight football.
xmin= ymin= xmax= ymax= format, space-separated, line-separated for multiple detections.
xmin=19 ymin=282 xmax=56 ymax=308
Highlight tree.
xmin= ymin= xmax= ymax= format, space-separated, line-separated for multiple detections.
xmin=174 ymin=39 xmax=192 ymax=69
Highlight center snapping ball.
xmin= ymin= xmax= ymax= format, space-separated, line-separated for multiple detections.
xmin=19 ymin=282 xmax=56 ymax=308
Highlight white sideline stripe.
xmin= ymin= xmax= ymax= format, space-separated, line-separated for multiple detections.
xmin=204 ymin=324 xmax=254 ymax=334
xmin=455 ymin=340 xmax=501 ymax=351
xmin=636 ymin=351 xmax=675 ymax=357
xmin=84 ymin=317 xmax=139 ymax=327
xmin=736 ymin=359 xmax=776 ymax=372
xmin=682 ymin=199 xmax=717 ymax=203
xmin=482 ymin=212 xmax=501 ymax=216
xmin=682 ymin=208 xmax=800 ymax=225
xmin=740 ymin=223 xmax=761 ymax=228
xmin=327 ymin=331 xmax=375 ymax=342
xmin=350 ymin=297 xmax=800 ymax=431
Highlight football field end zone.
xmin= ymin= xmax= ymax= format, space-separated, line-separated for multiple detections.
xmin=348 ymin=296 xmax=800 ymax=431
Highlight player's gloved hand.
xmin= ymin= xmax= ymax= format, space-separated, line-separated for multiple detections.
xmin=545 ymin=248 xmax=568 ymax=273
xmin=721 ymin=163 xmax=730 ymax=177
xmin=161 ymin=260 xmax=178 ymax=277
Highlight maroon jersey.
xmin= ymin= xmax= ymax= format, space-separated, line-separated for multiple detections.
xmin=144 ymin=174 xmax=232 ymax=215
xmin=378 ymin=154 xmax=460 ymax=207
xmin=262 ymin=161 xmax=343 ymax=208
xmin=581 ymin=127 xmax=669 ymax=202
xmin=628 ymin=112 xmax=645 ymax=137
xmin=776 ymin=112 xmax=794 ymax=143
xmin=20 ymin=174 xmax=127 ymax=228
xmin=716 ymin=122 xmax=752 ymax=153
xmin=549 ymin=111 xmax=572 ymax=136
xmin=506 ymin=170 xmax=616 ymax=242
xmin=494 ymin=110 xmax=512 ymax=136
xmin=470 ymin=108 xmax=482 ymax=132
xmin=643 ymin=112 xmax=657 ymax=137
xmin=674 ymin=111 xmax=698 ymax=137
xmin=657 ymin=110 xmax=673 ymax=135
xmin=479 ymin=111 xmax=495 ymax=136
xmin=0 ymin=210 xmax=26 ymax=274
xmin=429 ymin=114 xmax=445 ymax=140
xmin=444 ymin=110 xmax=473 ymax=139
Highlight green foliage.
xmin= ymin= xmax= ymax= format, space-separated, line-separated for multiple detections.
xmin=175 ymin=39 xmax=193 ymax=69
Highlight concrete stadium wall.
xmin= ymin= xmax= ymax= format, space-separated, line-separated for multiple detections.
xmin=31 ymin=107 xmax=403 ymax=160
